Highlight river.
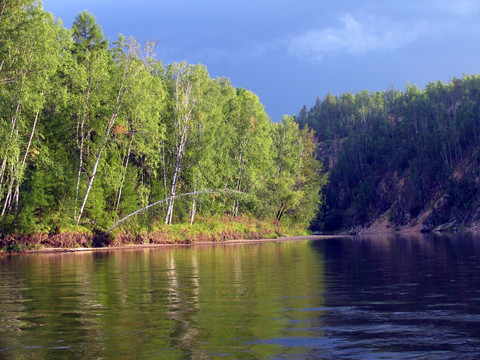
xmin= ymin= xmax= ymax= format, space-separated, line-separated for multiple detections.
xmin=1 ymin=233 xmax=480 ymax=359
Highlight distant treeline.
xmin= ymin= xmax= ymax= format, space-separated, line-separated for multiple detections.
xmin=297 ymin=75 xmax=480 ymax=231
xmin=0 ymin=1 xmax=326 ymax=235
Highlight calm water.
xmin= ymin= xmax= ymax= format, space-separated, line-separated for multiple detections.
xmin=1 ymin=234 xmax=480 ymax=359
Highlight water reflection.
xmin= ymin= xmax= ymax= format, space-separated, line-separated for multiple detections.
xmin=2 ymin=234 xmax=480 ymax=359
xmin=0 ymin=241 xmax=325 ymax=359
xmin=309 ymin=233 xmax=480 ymax=359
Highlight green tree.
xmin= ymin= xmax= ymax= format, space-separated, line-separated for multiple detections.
xmin=75 ymin=35 xmax=151 ymax=227
xmin=163 ymin=63 xmax=210 ymax=225
xmin=228 ymin=88 xmax=273 ymax=218
xmin=268 ymin=116 xmax=327 ymax=225
xmin=0 ymin=2 xmax=69 ymax=218
xmin=72 ymin=10 xmax=107 ymax=58
xmin=112 ymin=43 xmax=166 ymax=220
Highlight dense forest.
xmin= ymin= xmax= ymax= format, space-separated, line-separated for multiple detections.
xmin=8 ymin=1 xmax=478 ymax=245
xmin=297 ymin=75 xmax=480 ymax=232
xmin=0 ymin=1 xmax=326 ymax=244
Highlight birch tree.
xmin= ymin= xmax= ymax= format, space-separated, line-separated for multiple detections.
xmin=0 ymin=2 xmax=68 ymax=215
xmin=183 ymin=77 xmax=229 ymax=223
xmin=67 ymin=11 xmax=111 ymax=223
xmin=268 ymin=116 xmax=327 ymax=225
xmin=227 ymin=88 xmax=273 ymax=218
xmin=75 ymin=36 xmax=147 ymax=225
xmin=163 ymin=63 xmax=209 ymax=225
xmin=113 ymin=50 xmax=166 ymax=218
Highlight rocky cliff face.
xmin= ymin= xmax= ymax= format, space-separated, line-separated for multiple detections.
xmin=317 ymin=144 xmax=480 ymax=233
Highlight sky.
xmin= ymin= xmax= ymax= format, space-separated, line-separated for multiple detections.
xmin=42 ymin=0 xmax=480 ymax=122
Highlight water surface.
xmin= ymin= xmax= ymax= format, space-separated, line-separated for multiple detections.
xmin=1 ymin=233 xmax=480 ymax=359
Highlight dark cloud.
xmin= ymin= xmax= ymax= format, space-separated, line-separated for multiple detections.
xmin=43 ymin=0 xmax=480 ymax=121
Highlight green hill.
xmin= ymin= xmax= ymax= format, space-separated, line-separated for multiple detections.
xmin=297 ymin=75 xmax=480 ymax=233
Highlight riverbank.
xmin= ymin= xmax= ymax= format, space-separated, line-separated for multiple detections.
xmin=0 ymin=215 xmax=323 ymax=254
xmin=20 ymin=235 xmax=348 ymax=254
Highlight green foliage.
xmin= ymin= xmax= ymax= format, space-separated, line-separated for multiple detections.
xmin=265 ymin=116 xmax=327 ymax=227
xmin=111 ymin=214 xmax=306 ymax=245
xmin=72 ymin=10 xmax=107 ymax=57
xmin=0 ymin=2 xmax=326 ymax=238
xmin=299 ymin=75 xmax=480 ymax=231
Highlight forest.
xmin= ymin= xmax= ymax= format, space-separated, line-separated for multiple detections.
xmin=297 ymin=75 xmax=480 ymax=232
xmin=0 ymin=1 xmax=327 ymax=246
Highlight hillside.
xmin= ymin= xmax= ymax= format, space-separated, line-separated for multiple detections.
xmin=297 ymin=75 xmax=480 ymax=233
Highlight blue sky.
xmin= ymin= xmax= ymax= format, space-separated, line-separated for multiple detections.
xmin=42 ymin=0 xmax=480 ymax=122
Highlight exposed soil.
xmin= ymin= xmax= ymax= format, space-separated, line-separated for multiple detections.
xmin=0 ymin=226 xmax=324 ymax=254
xmin=9 ymin=234 xmax=346 ymax=254
xmin=0 ymin=232 xmax=92 ymax=251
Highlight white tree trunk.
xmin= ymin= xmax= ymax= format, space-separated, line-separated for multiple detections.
xmin=76 ymin=113 xmax=118 ymax=225
xmin=115 ymin=135 xmax=133 ymax=213
xmin=106 ymin=189 xmax=244 ymax=235
xmin=189 ymin=197 xmax=196 ymax=225
xmin=0 ymin=52 xmax=32 ymax=192
xmin=74 ymin=129 xmax=85 ymax=221
xmin=164 ymin=64 xmax=197 ymax=225
xmin=165 ymin=125 xmax=188 ymax=225
xmin=231 ymin=157 xmax=243 ymax=217
xmin=189 ymin=182 xmax=197 ymax=225
xmin=12 ymin=108 xmax=40 ymax=209
xmin=0 ymin=101 xmax=21 ymax=191
xmin=75 ymin=46 xmax=140 ymax=225
xmin=1 ymin=161 xmax=15 ymax=216
xmin=74 ymin=87 xmax=91 ymax=221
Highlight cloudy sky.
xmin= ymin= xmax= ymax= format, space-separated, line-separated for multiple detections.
xmin=42 ymin=0 xmax=480 ymax=122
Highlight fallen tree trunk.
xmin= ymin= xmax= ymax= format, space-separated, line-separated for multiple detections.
xmin=105 ymin=189 xmax=245 ymax=235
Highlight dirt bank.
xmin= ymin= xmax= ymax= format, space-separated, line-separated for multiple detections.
xmin=18 ymin=235 xmax=347 ymax=254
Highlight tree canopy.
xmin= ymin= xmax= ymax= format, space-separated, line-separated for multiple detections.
xmin=0 ymin=1 xmax=327 ymax=236
xmin=297 ymin=75 xmax=480 ymax=231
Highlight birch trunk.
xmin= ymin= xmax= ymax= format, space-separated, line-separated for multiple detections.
xmin=74 ymin=125 xmax=85 ymax=221
xmin=0 ymin=82 xmax=25 ymax=190
xmin=76 ymin=113 xmax=118 ymax=225
xmin=165 ymin=124 xmax=188 ymax=225
xmin=162 ymin=138 xmax=168 ymax=195
xmin=189 ymin=182 xmax=197 ymax=225
xmin=231 ymin=152 xmax=245 ymax=218
xmin=74 ymin=87 xmax=91 ymax=220
xmin=76 ymin=75 xmax=127 ymax=225
xmin=164 ymin=66 xmax=195 ymax=225
xmin=1 ymin=160 xmax=16 ymax=216
xmin=114 ymin=134 xmax=134 ymax=213
xmin=232 ymin=177 xmax=242 ymax=218
xmin=189 ymin=197 xmax=197 ymax=225
xmin=160 ymin=138 xmax=168 ymax=213
xmin=0 ymin=102 xmax=20 ymax=189
xmin=0 ymin=49 xmax=34 ymax=209
xmin=75 ymin=46 xmax=140 ymax=225
xmin=11 ymin=108 xmax=41 ymax=209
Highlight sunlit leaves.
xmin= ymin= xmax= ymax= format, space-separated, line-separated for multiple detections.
xmin=0 ymin=2 xmax=326 ymax=234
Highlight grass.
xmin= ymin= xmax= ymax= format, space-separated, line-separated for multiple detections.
xmin=111 ymin=214 xmax=308 ymax=246
xmin=0 ymin=215 xmax=311 ymax=252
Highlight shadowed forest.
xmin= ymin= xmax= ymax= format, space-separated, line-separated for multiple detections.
xmin=297 ymin=75 xmax=480 ymax=232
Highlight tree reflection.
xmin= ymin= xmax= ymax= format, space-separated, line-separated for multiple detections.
xmin=0 ymin=240 xmax=327 ymax=359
